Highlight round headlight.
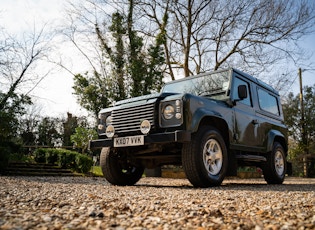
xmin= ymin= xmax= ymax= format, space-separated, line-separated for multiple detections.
xmin=163 ymin=105 xmax=175 ymax=120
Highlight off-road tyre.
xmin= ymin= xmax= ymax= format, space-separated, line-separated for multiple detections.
xmin=182 ymin=126 xmax=228 ymax=187
xmin=100 ymin=147 xmax=144 ymax=186
xmin=262 ymin=142 xmax=286 ymax=184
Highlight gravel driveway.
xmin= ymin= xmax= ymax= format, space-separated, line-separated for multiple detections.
xmin=0 ymin=176 xmax=314 ymax=229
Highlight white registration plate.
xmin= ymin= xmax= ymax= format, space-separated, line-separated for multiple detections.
xmin=114 ymin=135 xmax=144 ymax=147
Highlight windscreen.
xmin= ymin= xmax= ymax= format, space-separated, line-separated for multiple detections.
xmin=162 ymin=70 xmax=231 ymax=100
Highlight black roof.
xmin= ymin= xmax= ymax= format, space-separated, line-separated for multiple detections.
xmin=232 ymin=68 xmax=279 ymax=95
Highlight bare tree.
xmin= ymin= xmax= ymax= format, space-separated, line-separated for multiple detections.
xmin=0 ymin=24 xmax=54 ymax=145
xmin=60 ymin=0 xmax=117 ymax=76
xmin=64 ymin=0 xmax=315 ymax=92
xmin=0 ymin=25 xmax=52 ymax=110
xmin=138 ymin=0 xmax=315 ymax=81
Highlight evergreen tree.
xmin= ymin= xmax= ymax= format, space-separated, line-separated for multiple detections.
xmin=283 ymin=85 xmax=315 ymax=176
xmin=37 ymin=117 xmax=62 ymax=146
xmin=73 ymin=0 xmax=166 ymax=117
xmin=73 ymin=71 xmax=111 ymax=118
xmin=70 ymin=127 xmax=98 ymax=154
xmin=0 ymin=92 xmax=31 ymax=142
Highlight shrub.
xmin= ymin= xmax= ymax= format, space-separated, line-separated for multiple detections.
xmin=34 ymin=148 xmax=46 ymax=163
xmin=45 ymin=149 xmax=59 ymax=164
xmin=75 ymin=154 xmax=93 ymax=173
xmin=33 ymin=148 xmax=93 ymax=173
xmin=58 ymin=149 xmax=77 ymax=169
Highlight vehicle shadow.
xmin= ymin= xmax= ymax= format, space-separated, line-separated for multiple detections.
xmin=135 ymin=177 xmax=315 ymax=192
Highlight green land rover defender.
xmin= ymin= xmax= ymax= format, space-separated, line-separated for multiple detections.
xmin=89 ymin=68 xmax=288 ymax=187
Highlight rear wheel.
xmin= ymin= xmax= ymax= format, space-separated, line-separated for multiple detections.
xmin=262 ymin=142 xmax=286 ymax=184
xmin=100 ymin=147 xmax=144 ymax=186
xmin=182 ymin=126 xmax=228 ymax=187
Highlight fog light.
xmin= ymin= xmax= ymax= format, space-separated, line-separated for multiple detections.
xmin=106 ymin=125 xmax=115 ymax=138
xmin=140 ymin=120 xmax=151 ymax=134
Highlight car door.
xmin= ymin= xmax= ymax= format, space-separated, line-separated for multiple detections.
xmin=231 ymin=75 xmax=264 ymax=151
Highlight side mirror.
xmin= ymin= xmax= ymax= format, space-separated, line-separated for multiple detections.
xmin=238 ymin=85 xmax=247 ymax=100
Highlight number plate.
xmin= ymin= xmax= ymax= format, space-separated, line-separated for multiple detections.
xmin=114 ymin=135 xmax=144 ymax=147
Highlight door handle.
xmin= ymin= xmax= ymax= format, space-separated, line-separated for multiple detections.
xmin=252 ymin=119 xmax=259 ymax=125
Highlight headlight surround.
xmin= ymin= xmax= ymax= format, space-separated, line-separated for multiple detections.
xmin=163 ymin=105 xmax=175 ymax=120
xmin=105 ymin=116 xmax=112 ymax=126
xmin=160 ymin=99 xmax=183 ymax=128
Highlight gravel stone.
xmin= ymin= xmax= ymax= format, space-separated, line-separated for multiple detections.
xmin=0 ymin=176 xmax=314 ymax=229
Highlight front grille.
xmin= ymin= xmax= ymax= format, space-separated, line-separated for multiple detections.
xmin=112 ymin=102 xmax=155 ymax=134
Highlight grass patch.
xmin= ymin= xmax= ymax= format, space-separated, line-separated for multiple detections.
xmin=90 ymin=166 xmax=103 ymax=176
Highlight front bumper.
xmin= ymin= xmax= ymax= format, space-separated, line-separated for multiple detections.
xmin=89 ymin=130 xmax=191 ymax=149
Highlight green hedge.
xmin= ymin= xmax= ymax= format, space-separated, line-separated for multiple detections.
xmin=34 ymin=148 xmax=93 ymax=173
xmin=75 ymin=154 xmax=94 ymax=174
xmin=34 ymin=148 xmax=46 ymax=163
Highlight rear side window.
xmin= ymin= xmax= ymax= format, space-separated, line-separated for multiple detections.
xmin=257 ymin=88 xmax=280 ymax=115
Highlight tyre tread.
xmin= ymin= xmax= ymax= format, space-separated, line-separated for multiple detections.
xmin=100 ymin=147 xmax=143 ymax=186
xmin=182 ymin=126 xmax=227 ymax=187
xmin=263 ymin=142 xmax=286 ymax=184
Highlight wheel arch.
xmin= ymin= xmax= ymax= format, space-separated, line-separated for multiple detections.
xmin=266 ymin=130 xmax=288 ymax=154
xmin=195 ymin=116 xmax=230 ymax=149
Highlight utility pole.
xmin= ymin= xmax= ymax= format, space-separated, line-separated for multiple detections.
xmin=299 ymin=68 xmax=308 ymax=177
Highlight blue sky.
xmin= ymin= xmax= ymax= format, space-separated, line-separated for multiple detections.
xmin=291 ymin=34 xmax=315 ymax=93
xmin=1 ymin=0 xmax=315 ymax=117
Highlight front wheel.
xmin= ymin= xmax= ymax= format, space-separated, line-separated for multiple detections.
xmin=100 ymin=147 xmax=144 ymax=186
xmin=262 ymin=142 xmax=286 ymax=184
xmin=182 ymin=126 xmax=228 ymax=187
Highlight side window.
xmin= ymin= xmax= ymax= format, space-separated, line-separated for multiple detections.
xmin=257 ymin=88 xmax=280 ymax=115
xmin=232 ymin=77 xmax=252 ymax=106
